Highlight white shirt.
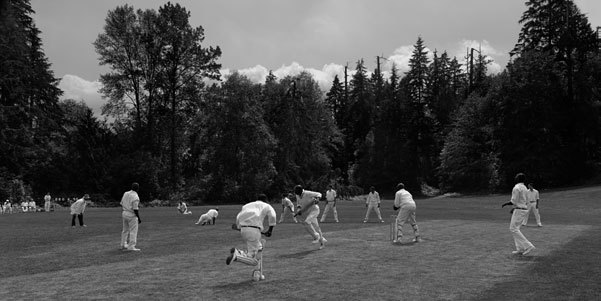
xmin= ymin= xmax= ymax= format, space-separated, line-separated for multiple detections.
xmin=367 ymin=191 xmax=381 ymax=204
xmin=44 ymin=194 xmax=51 ymax=202
xmin=281 ymin=197 xmax=293 ymax=208
xmin=326 ymin=189 xmax=337 ymax=202
xmin=120 ymin=190 xmax=140 ymax=216
xmin=510 ymin=183 xmax=529 ymax=208
xmin=236 ymin=201 xmax=276 ymax=231
xmin=28 ymin=201 xmax=36 ymax=208
xmin=295 ymin=190 xmax=322 ymax=209
xmin=70 ymin=198 xmax=87 ymax=214
xmin=528 ymin=189 xmax=540 ymax=203
xmin=394 ymin=189 xmax=415 ymax=207
xmin=206 ymin=209 xmax=219 ymax=218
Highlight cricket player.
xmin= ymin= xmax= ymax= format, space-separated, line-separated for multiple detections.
xmin=320 ymin=185 xmax=339 ymax=223
xmin=177 ymin=201 xmax=192 ymax=215
xmin=508 ymin=173 xmax=535 ymax=255
xmin=196 ymin=208 xmax=219 ymax=225
xmin=44 ymin=193 xmax=52 ymax=212
xmin=278 ymin=193 xmax=297 ymax=223
xmin=226 ymin=194 xmax=275 ymax=274
xmin=293 ymin=185 xmax=327 ymax=249
xmin=120 ymin=183 xmax=142 ymax=251
xmin=364 ymin=186 xmax=384 ymax=223
xmin=70 ymin=194 xmax=89 ymax=227
xmin=2 ymin=200 xmax=12 ymax=214
xmin=522 ymin=183 xmax=542 ymax=227
xmin=392 ymin=183 xmax=420 ymax=243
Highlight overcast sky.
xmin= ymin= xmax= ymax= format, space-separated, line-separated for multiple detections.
xmin=31 ymin=0 xmax=601 ymax=116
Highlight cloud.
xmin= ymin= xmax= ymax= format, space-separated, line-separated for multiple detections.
xmin=454 ymin=40 xmax=504 ymax=74
xmin=58 ymin=74 xmax=105 ymax=116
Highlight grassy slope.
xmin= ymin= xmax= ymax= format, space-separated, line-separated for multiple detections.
xmin=0 ymin=186 xmax=600 ymax=300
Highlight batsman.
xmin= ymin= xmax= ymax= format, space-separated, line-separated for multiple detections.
xmin=226 ymin=194 xmax=276 ymax=281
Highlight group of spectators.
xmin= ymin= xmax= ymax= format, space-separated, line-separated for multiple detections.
xmin=1 ymin=193 xmax=82 ymax=214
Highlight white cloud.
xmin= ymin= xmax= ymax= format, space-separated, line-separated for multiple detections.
xmin=454 ymin=40 xmax=505 ymax=74
xmin=58 ymin=74 xmax=105 ymax=116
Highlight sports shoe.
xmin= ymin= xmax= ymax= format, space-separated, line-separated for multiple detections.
xmin=312 ymin=237 xmax=321 ymax=244
xmin=511 ymin=250 xmax=522 ymax=255
xmin=392 ymin=239 xmax=399 ymax=244
xmin=195 ymin=222 xmax=200 ymax=225
xmin=522 ymin=246 xmax=536 ymax=255
xmin=380 ymin=220 xmax=385 ymax=223
xmin=226 ymin=247 xmax=236 ymax=265
xmin=127 ymin=246 xmax=141 ymax=252
xmin=537 ymin=224 xmax=543 ymax=227
xmin=320 ymin=237 xmax=327 ymax=243
xmin=413 ymin=237 xmax=422 ymax=243
xmin=363 ymin=220 xmax=367 ymax=223
xmin=82 ymin=225 xmax=87 ymax=227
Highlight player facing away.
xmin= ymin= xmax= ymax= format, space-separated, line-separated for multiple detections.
xmin=293 ymin=185 xmax=327 ymax=249
xmin=392 ymin=183 xmax=421 ymax=243
xmin=226 ymin=194 xmax=275 ymax=280
xmin=120 ymin=182 xmax=142 ymax=251
xmin=364 ymin=186 xmax=384 ymax=223
xmin=522 ymin=183 xmax=542 ymax=227
xmin=177 ymin=201 xmax=192 ymax=215
xmin=278 ymin=193 xmax=297 ymax=223
xmin=196 ymin=208 xmax=219 ymax=225
xmin=508 ymin=173 xmax=535 ymax=255
xmin=320 ymin=185 xmax=339 ymax=223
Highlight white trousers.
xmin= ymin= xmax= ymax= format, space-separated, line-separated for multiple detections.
xmin=364 ymin=203 xmax=383 ymax=221
xmin=234 ymin=227 xmax=263 ymax=266
xmin=522 ymin=202 xmax=541 ymax=226
xmin=320 ymin=202 xmax=338 ymax=222
xmin=197 ymin=213 xmax=213 ymax=224
xmin=121 ymin=212 xmax=139 ymax=248
xmin=395 ymin=204 xmax=419 ymax=239
xmin=510 ymin=209 xmax=534 ymax=252
xmin=44 ymin=201 xmax=51 ymax=212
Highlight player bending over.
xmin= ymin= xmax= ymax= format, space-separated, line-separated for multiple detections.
xmin=177 ymin=201 xmax=192 ymax=215
xmin=196 ymin=208 xmax=219 ymax=225
xmin=226 ymin=194 xmax=275 ymax=280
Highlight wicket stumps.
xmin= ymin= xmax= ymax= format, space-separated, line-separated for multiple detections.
xmin=389 ymin=214 xmax=397 ymax=241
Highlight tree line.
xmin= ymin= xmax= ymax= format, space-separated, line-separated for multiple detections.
xmin=1 ymin=0 xmax=600 ymax=205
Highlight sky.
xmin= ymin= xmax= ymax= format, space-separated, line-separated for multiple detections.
xmin=31 ymin=0 xmax=601 ymax=116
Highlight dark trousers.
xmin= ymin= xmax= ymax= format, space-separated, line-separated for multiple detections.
xmin=71 ymin=214 xmax=84 ymax=226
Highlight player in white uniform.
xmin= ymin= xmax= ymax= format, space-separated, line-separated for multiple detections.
xmin=196 ymin=208 xmax=219 ymax=225
xmin=278 ymin=194 xmax=297 ymax=223
xmin=508 ymin=173 xmax=535 ymax=255
xmin=320 ymin=185 xmax=339 ymax=223
xmin=70 ymin=194 xmax=89 ymax=227
xmin=293 ymin=185 xmax=327 ymax=249
xmin=177 ymin=201 xmax=192 ymax=215
xmin=392 ymin=183 xmax=420 ymax=243
xmin=44 ymin=193 xmax=52 ymax=212
xmin=364 ymin=186 xmax=384 ymax=223
xmin=28 ymin=198 xmax=37 ymax=212
xmin=120 ymin=183 xmax=142 ymax=251
xmin=226 ymin=195 xmax=275 ymax=279
xmin=522 ymin=183 xmax=542 ymax=227
xmin=2 ymin=200 xmax=12 ymax=214
xmin=20 ymin=200 xmax=28 ymax=212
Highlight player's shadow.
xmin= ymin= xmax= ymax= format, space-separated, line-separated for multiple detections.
xmin=213 ymin=279 xmax=256 ymax=290
xmin=277 ymin=249 xmax=317 ymax=259
xmin=509 ymin=255 xmax=540 ymax=262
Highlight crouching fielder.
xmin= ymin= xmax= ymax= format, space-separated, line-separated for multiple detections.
xmin=226 ymin=195 xmax=275 ymax=278
xmin=196 ymin=208 xmax=219 ymax=225
xmin=392 ymin=183 xmax=420 ymax=243
xmin=293 ymin=185 xmax=327 ymax=249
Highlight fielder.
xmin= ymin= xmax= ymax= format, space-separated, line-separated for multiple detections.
xmin=522 ymin=183 xmax=542 ymax=227
xmin=2 ymin=200 xmax=12 ymax=214
xmin=226 ymin=194 xmax=275 ymax=281
xmin=293 ymin=185 xmax=327 ymax=249
xmin=320 ymin=185 xmax=339 ymax=223
xmin=392 ymin=183 xmax=421 ymax=243
xmin=70 ymin=194 xmax=89 ymax=227
xmin=177 ymin=201 xmax=192 ymax=215
xmin=120 ymin=183 xmax=142 ymax=251
xmin=364 ymin=186 xmax=384 ymax=223
xmin=278 ymin=194 xmax=297 ymax=223
xmin=44 ymin=193 xmax=52 ymax=212
xmin=196 ymin=208 xmax=219 ymax=225
xmin=507 ymin=173 xmax=535 ymax=255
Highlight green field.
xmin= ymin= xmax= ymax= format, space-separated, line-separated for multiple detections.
xmin=1 ymin=186 xmax=601 ymax=300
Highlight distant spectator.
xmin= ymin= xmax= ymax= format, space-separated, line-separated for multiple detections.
xmin=2 ymin=200 xmax=12 ymax=214
xmin=28 ymin=198 xmax=37 ymax=212
xmin=21 ymin=200 xmax=28 ymax=212
xmin=70 ymin=194 xmax=90 ymax=227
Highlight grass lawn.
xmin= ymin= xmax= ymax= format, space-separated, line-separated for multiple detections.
xmin=1 ymin=186 xmax=600 ymax=300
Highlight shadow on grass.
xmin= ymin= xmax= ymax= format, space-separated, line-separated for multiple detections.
xmin=277 ymin=249 xmax=318 ymax=259
xmin=213 ymin=279 xmax=256 ymax=290
xmin=473 ymin=226 xmax=601 ymax=301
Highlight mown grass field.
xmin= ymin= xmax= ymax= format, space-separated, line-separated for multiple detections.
xmin=1 ymin=186 xmax=600 ymax=300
